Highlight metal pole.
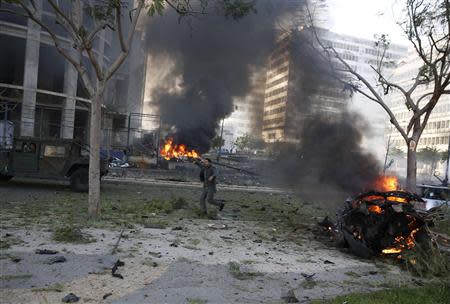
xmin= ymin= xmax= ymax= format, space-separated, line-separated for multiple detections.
xmin=383 ymin=134 xmax=392 ymax=174
xmin=156 ymin=116 xmax=162 ymax=167
xmin=3 ymin=102 xmax=7 ymax=148
xmin=126 ymin=113 xmax=131 ymax=148
xmin=442 ymin=135 xmax=450 ymax=186
xmin=217 ymin=118 xmax=224 ymax=162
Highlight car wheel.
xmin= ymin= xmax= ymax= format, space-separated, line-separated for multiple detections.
xmin=70 ymin=168 xmax=89 ymax=192
xmin=0 ymin=174 xmax=13 ymax=182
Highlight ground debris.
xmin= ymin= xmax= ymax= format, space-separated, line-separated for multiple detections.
xmin=45 ymin=256 xmax=67 ymax=265
xmin=103 ymin=292 xmax=113 ymax=300
xmin=207 ymin=224 xmax=228 ymax=230
xmin=112 ymin=259 xmax=125 ymax=279
xmin=62 ymin=293 xmax=80 ymax=303
xmin=300 ymin=273 xmax=316 ymax=280
xmin=35 ymin=249 xmax=58 ymax=255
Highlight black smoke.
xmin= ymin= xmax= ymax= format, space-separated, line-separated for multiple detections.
xmin=269 ymin=29 xmax=381 ymax=195
xmin=145 ymin=0 xmax=305 ymax=152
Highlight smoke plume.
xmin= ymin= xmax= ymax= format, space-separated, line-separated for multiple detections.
xmin=145 ymin=0 xmax=306 ymax=152
xmin=269 ymin=29 xmax=381 ymax=196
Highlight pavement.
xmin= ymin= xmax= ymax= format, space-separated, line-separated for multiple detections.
xmin=1 ymin=219 xmax=411 ymax=304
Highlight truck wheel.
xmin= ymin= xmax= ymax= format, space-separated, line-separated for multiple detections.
xmin=0 ymin=175 xmax=13 ymax=182
xmin=70 ymin=168 xmax=88 ymax=192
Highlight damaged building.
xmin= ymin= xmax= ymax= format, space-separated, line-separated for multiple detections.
xmin=262 ymin=27 xmax=408 ymax=145
xmin=0 ymin=1 xmax=148 ymax=150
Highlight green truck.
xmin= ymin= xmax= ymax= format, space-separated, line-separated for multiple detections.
xmin=0 ymin=135 xmax=108 ymax=192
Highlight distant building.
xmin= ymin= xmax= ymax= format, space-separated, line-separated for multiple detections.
xmin=221 ymin=72 xmax=265 ymax=150
xmin=386 ymin=51 xmax=450 ymax=153
xmin=261 ymin=28 xmax=408 ymax=145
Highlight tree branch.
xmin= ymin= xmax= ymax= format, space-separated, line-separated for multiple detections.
xmin=17 ymin=2 xmax=94 ymax=96
xmin=104 ymin=0 xmax=144 ymax=81
xmin=116 ymin=4 xmax=127 ymax=52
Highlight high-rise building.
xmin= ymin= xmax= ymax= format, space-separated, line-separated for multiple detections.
xmin=261 ymin=28 xmax=408 ymax=145
xmin=386 ymin=51 xmax=450 ymax=152
xmin=221 ymin=72 xmax=265 ymax=150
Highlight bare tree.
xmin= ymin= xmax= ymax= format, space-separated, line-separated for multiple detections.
xmin=307 ymin=0 xmax=450 ymax=191
xmin=1 ymin=0 xmax=255 ymax=217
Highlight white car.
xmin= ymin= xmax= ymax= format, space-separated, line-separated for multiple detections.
xmin=417 ymin=184 xmax=449 ymax=210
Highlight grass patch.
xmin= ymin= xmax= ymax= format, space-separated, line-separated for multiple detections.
xmin=300 ymin=279 xmax=318 ymax=289
xmin=32 ymin=283 xmax=64 ymax=293
xmin=171 ymin=197 xmax=188 ymax=210
xmin=139 ymin=218 xmax=168 ymax=229
xmin=52 ymin=225 xmax=93 ymax=243
xmin=0 ymin=235 xmax=23 ymax=249
xmin=345 ymin=271 xmax=362 ymax=278
xmin=434 ymin=207 xmax=450 ymax=236
xmin=1 ymin=274 xmax=33 ymax=281
xmin=402 ymin=245 xmax=450 ymax=277
xmin=312 ymin=282 xmax=450 ymax=304
xmin=228 ymin=261 xmax=264 ymax=280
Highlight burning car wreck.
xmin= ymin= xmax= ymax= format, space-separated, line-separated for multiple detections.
xmin=336 ymin=190 xmax=430 ymax=259
xmin=320 ymin=177 xmax=447 ymax=260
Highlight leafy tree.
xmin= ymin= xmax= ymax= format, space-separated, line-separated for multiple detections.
xmin=211 ymin=136 xmax=225 ymax=149
xmin=417 ymin=146 xmax=442 ymax=176
xmin=0 ymin=0 xmax=254 ymax=217
xmin=235 ymin=133 xmax=265 ymax=151
xmin=307 ymin=0 xmax=450 ymax=191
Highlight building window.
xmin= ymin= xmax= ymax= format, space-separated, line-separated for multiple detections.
xmin=0 ymin=34 xmax=26 ymax=85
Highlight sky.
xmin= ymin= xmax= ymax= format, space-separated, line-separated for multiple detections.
xmin=326 ymin=0 xmax=409 ymax=46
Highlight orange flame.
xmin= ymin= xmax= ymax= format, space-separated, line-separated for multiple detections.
xmin=374 ymin=176 xmax=399 ymax=192
xmin=382 ymin=228 xmax=420 ymax=255
xmin=160 ymin=138 xmax=200 ymax=160
xmin=368 ymin=205 xmax=383 ymax=214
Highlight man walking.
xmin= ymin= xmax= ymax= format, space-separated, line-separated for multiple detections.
xmin=195 ymin=158 xmax=224 ymax=214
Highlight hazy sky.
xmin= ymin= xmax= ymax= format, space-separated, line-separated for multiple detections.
xmin=326 ymin=0 xmax=409 ymax=46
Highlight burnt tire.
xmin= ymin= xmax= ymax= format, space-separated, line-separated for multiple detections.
xmin=70 ymin=168 xmax=88 ymax=192
xmin=0 ymin=175 xmax=13 ymax=182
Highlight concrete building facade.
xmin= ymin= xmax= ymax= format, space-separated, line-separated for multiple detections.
xmin=0 ymin=1 xmax=146 ymax=149
xmin=386 ymin=51 xmax=450 ymax=153
xmin=261 ymin=28 xmax=408 ymax=146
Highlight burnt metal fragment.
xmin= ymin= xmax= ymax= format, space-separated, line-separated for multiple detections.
xmin=62 ymin=293 xmax=80 ymax=303
xmin=111 ymin=259 xmax=125 ymax=279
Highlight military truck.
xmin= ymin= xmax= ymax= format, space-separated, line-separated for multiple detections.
xmin=0 ymin=136 xmax=108 ymax=192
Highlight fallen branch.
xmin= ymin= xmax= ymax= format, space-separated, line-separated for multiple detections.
xmin=111 ymin=228 xmax=125 ymax=255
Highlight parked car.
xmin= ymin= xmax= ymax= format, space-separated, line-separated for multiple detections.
xmin=416 ymin=184 xmax=449 ymax=210
xmin=0 ymin=137 xmax=108 ymax=192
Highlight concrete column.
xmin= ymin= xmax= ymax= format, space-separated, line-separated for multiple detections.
xmin=60 ymin=60 xmax=78 ymax=139
xmin=20 ymin=0 xmax=42 ymax=137
xmin=60 ymin=0 xmax=83 ymax=139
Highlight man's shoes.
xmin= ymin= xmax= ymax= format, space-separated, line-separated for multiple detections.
xmin=219 ymin=203 xmax=225 ymax=211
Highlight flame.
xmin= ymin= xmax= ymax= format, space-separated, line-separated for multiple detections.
xmin=368 ymin=205 xmax=383 ymax=214
xmin=382 ymin=228 xmax=420 ymax=255
xmin=374 ymin=176 xmax=399 ymax=192
xmin=382 ymin=248 xmax=402 ymax=254
xmin=160 ymin=138 xmax=200 ymax=161
xmin=387 ymin=196 xmax=408 ymax=203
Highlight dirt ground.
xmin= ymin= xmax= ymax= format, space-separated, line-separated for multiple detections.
xmin=0 ymin=179 xmax=420 ymax=303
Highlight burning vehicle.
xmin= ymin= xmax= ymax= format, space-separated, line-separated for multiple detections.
xmin=160 ymin=138 xmax=200 ymax=161
xmin=321 ymin=176 xmax=447 ymax=259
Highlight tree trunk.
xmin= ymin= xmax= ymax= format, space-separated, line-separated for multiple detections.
xmin=406 ymin=142 xmax=417 ymax=193
xmin=88 ymin=88 xmax=104 ymax=218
